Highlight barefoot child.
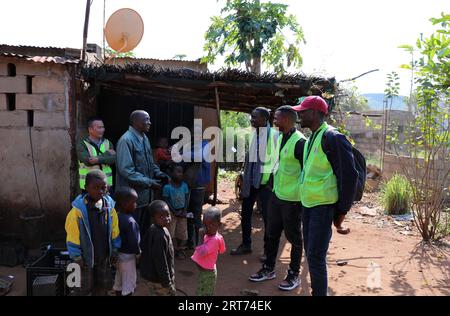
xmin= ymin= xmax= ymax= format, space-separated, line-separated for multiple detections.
xmin=162 ymin=164 xmax=190 ymax=259
xmin=113 ymin=187 xmax=140 ymax=296
xmin=191 ymin=207 xmax=226 ymax=296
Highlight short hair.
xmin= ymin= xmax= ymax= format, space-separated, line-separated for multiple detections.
xmin=87 ymin=116 xmax=103 ymax=128
xmin=203 ymin=206 xmax=221 ymax=223
xmin=130 ymin=110 xmax=148 ymax=125
xmin=149 ymin=200 xmax=169 ymax=217
xmin=85 ymin=170 xmax=107 ymax=186
xmin=276 ymin=105 xmax=297 ymax=123
xmin=114 ymin=187 xmax=137 ymax=207
xmin=253 ymin=107 xmax=270 ymax=121
xmin=169 ymin=163 xmax=184 ymax=173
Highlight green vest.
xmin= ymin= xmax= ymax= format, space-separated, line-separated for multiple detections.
xmin=300 ymin=122 xmax=338 ymax=208
xmin=261 ymin=128 xmax=279 ymax=185
xmin=273 ymin=130 xmax=306 ymax=202
xmin=79 ymin=139 xmax=113 ymax=189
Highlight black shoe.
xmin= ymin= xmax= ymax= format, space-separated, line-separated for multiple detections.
xmin=230 ymin=244 xmax=252 ymax=255
xmin=249 ymin=265 xmax=276 ymax=282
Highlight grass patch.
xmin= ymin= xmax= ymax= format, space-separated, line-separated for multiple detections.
xmin=380 ymin=173 xmax=412 ymax=215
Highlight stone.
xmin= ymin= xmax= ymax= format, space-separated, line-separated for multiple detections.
xmin=359 ymin=206 xmax=378 ymax=217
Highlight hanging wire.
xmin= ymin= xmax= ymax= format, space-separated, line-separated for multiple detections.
xmin=28 ymin=127 xmax=43 ymax=211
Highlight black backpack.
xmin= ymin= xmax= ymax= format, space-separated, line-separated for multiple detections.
xmin=321 ymin=128 xmax=366 ymax=202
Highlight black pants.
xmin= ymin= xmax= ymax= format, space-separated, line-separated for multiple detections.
xmin=187 ymin=187 xmax=206 ymax=246
xmin=264 ymin=194 xmax=303 ymax=275
xmin=77 ymin=258 xmax=112 ymax=296
xmin=241 ymin=185 xmax=271 ymax=249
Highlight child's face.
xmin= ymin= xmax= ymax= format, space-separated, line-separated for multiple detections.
xmin=172 ymin=166 xmax=183 ymax=182
xmin=85 ymin=178 xmax=108 ymax=201
xmin=203 ymin=217 xmax=221 ymax=236
xmin=123 ymin=194 xmax=138 ymax=214
xmin=154 ymin=207 xmax=171 ymax=228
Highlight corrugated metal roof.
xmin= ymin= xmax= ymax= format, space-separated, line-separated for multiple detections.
xmin=112 ymin=57 xmax=201 ymax=63
xmin=0 ymin=52 xmax=79 ymax=64
xmin=28 ymin=55 xmax=79 ymax=64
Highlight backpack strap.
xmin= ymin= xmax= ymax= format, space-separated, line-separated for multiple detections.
xmin=321 ymin=127 xmax=333 ymax=162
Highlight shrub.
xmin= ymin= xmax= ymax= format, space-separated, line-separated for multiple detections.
xmin=380 ymin=174 xmax=412 ymax=215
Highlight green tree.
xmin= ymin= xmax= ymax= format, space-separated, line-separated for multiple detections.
xmin=393 ymin=12 xmax=450 ymax=241
xmin=202 ymin=0 xmax=305 ymax=75
xmin=105 ymin=47 xmax=136 ymax=58
xmin=336 ymin=84 xmax=370 ymax=113
xmin=221 ymin=110 xmax=251 ymax=128
xmin=173 ymin=54 xmax=187 ymax=60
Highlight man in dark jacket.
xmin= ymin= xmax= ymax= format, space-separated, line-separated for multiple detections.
xmin=231 ymin=107 xmax=278 ymax=260
xmin=294 ymin=96 xmax=358 ymax=296
xmin=116 ymin=110 xmax=169 ymax=233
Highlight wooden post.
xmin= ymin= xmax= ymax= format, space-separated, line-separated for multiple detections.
xmin=213 ymin=87 xmax=222 ymax=206
xmin=81 ymin=0 xmax=91 ymax=63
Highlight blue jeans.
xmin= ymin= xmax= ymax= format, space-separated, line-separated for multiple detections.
xmin=302 ymin=205 xmax=334 ymax=296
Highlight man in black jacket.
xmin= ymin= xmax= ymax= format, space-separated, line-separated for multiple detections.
xmin=293 ymin=96 xmax=357 ymax=296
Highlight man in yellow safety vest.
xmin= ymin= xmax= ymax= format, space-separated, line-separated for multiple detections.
xmin=294 ymin=96 xmax=357 ymax=296
xmin=231 ymin=107 xmax=278 ymax=260
xmin=249 ymin=106 xmax=306 ymax=292
xmin=77 ymin=117 xmax=116 ymax=192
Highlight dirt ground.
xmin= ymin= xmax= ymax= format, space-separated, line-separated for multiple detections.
xmin=2 ymin=179 xmax=449 ymax=296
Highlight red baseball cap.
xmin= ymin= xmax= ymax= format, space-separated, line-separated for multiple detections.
xmin=292 ymin=96 xmax=329 ymax=115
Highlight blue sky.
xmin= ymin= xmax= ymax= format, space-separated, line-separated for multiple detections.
xmin=1 ymin=0 xmax=448 ymax=95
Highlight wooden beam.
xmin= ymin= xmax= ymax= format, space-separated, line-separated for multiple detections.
xmin=213 ymin=87 xmax=222 ymax=206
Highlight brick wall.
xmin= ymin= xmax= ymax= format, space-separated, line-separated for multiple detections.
xmin=342 ymin=110 xmax=414 ymax=158
xmin=0 ymin=57 xmax=73 ymax=241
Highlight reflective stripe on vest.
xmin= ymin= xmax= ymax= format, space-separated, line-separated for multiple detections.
xmin=300 ymin=122 xmax=338 ymax=208
xmin=79 ymin=139 xmax=113 ymax=189
xmin=273 ymin=130 xmax=305 ymax=202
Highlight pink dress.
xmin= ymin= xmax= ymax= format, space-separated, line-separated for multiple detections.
xmin=191 ymin=233 xmax=226 ymax=270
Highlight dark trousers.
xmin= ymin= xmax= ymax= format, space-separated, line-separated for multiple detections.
xmin=77 ymin=258 xmax=112 ymax=296
xmin=302 ymin=205 xmax=334 ymax=296
xmin=241 ymin=185 xmax=271 ymax=249
xmin=264 ymin=194 xmax=303 ymax=275
xmin=187 ymin=187 xmax=206 ymax=246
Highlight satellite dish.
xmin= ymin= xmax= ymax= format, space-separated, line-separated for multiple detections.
xmin=104 ymin=8 xmax=144 ymax=53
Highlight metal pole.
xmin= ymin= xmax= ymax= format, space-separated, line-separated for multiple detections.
xmin=81 ymin=0 xmax=92 ymax=63
xmin=103 ymin=0 xmax=106 ymax=60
